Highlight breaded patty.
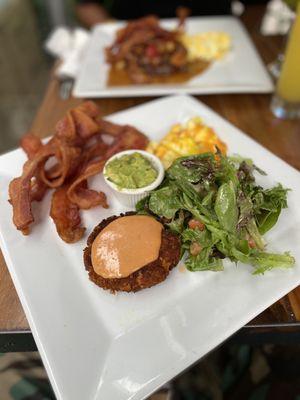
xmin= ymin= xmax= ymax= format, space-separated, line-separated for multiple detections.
xmin=83 ymin=212 xmax=181 ymax=293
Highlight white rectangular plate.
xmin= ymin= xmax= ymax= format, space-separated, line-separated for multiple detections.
xmin=73 ymin=16 xmax=274 ymax=98
xmin=0 ymin=95 xmax=299 ymax=400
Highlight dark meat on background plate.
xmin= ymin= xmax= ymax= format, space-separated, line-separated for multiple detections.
xmin=106 ymin=16 xmax=189 ymax=83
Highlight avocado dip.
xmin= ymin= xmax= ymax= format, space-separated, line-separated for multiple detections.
xmin=105 ymin=152 xmax=158 ymax=189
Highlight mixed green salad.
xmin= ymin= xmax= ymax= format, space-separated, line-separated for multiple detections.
xmin=136 ymin=153 xmax=295 ymax=274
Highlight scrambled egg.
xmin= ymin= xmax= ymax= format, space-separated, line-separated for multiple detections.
xmin=180 ymin=32 xmax=231 ymax=62
xmin=147 ymin=117 xmax=227 ymax=168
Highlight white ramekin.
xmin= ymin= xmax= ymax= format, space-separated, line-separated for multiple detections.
xmin=103 ymin=150 xmax=164 ymax=208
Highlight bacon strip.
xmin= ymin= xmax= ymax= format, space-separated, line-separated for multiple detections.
xmin=105 ymin=125 xmax=149 ymax=159
xmin=76 ymin=101 xmax=100 ymax=118
xmin=39 ymin=143 xmax=82 ymax=188
xmin=96 ymin=119 xmax=124 ymax=137
xmin=55 ymin=112 xmax=78 ymax=145
xmin=9 ymin=144 xmax=57 ymax=233
xmin=20 ymin=134 xmax=43 ymax=159
xmin=30 ymin=176 xmax=48 ymax=202
xmin=19 ymin=134 xmax=49 ymax=202
xmin=67 ymin=160 xmax=108 ymax=209
xmin=83 ymin=137 xmax=109 ymax=163
xmin=50 ymin=185 xmax=85 ymax=243
xmin=71 ymin=109 xmax=100 ymax=139
xmin=67 ymin=125 xmax=148 ymax=210
xmin=9 ymin=101 xmax=149 ymax=242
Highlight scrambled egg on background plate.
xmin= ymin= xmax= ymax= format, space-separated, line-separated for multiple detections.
xmin=180 ymin=32 xmax=231 ymax=62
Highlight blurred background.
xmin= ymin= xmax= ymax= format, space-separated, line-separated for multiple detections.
xmin=0 ymin=0 xmax=254 ymax=154
xmin=0 ymin=0 xmax=294 ymax=154
xmin=0 ymin=0 xmax=78 ymax=154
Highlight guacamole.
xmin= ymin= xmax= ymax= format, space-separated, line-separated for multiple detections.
xmin=105 ymin=152 xmax=158 ymax=189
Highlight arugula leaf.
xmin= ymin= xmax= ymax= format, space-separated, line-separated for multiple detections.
xmin=185 ymin=248 xmax=224 ymax=272
xmin=237 ymin=191 xmax=264 ymax=250
xmin=148 ymin=185 xmax=181 ymax=219
xmin=251 ymin=252 xmax=295 ymax=274
xmin=258 ymin=208 xmax=281 ymax=235
xmin=136 ymin=195 xmax=150 ymax=214
xmin=202 ymin=190 xmax=215 ymax=208
xmin=167 ymin=210 xmax=185 ymax=234
xmin=253 ymin=184 xmax=289 ymax=234
xmin=215 ymin=181 xmax=238 ymax=233
xmin=246 ymin=219 xmax=265 ymax=250
xmin=259 ymin=184 xmax=288 ymax=211
xmin=230 ymin=155 xmax=267 ymax=177
xmin=218 ymin=155 xmax=239 ymax=187
xmin=230 ymin=246 xmax=252 ymax=264
xmin=182 ymin=228 xmax=213 ymax=248
xmin=168 ymin=153 xmax=216 ymax=185
xmin=180 ymin=191 xmax=213 ymax=223
xmin=237 ymin=192 xmax=253 ymax=230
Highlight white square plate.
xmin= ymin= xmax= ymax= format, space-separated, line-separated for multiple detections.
xmin=0 ymin=95 xmax=299 ymax=400
xmin=73 ymin=16 xmax=274 ymax=98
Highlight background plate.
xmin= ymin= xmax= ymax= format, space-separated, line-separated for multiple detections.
xmin=73 ymin=16 xmax=274 ymax=98
xmin=0 ymin=95 xmax=299 ymax=400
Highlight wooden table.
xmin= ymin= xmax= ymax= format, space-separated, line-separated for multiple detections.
xmin=1 ymin=5 xmax=300 ymax=352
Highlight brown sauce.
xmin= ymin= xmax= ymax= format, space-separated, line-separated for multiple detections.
xmin=91 ymin=215 xmax=163 ymax=279
xmin=107 ymin=60 xmax=210 ymax=86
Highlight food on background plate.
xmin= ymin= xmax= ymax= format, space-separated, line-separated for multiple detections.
xmin=137 ymin=153 xmax=295 ymax=275
xmin=106 ymin=15 xmax=192 ymax=85
xmin=83 ymin=212 xmax=181 ymax=292
xmin=105 ymin=15 xmax=231 ymax=85
xmin=8 ymin=101 xmax=148 ymax=243
xmin=147 ymin=117 xmax=227 ymax=168
xmin=180 ymin=32 xmax=231 ymax=62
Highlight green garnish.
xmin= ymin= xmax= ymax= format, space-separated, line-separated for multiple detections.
xmin=136 ymin=153 xmax=295 ymax=274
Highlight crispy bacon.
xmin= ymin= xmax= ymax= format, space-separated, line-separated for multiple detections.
xmin=105 ymin=125 xmax=149 ymax=159
xmin=83 ymin=137 xmax=109 ymax=162
xmin=70 ymin=109 xmax=100 ymax=139
xmin=9 ymin=143 xmax=57 ymax=233
xmin=50 ymin=185 xmax=85 ymax=243
xmin=20 ymin=134 xmax=43 ymax=159
xmin=96 ymin=119 xmax=124 ymax=137
xmin=67 ymin=125 xmax=148 ymax=209
xmin=30 ymin=175 xmax=48 ymax=202
xmin=67 ymin=159 xmax=108 ymax=209
xmin=76 ymin=100 xmax=101 ymax=118
xmin=9 ymin=101 xmax=149 ymax=242
xmin=55 ymin=112 xmax=78 ymax=145
xmin=20 ymin=134 xmax=49 ymax=203
xmin=39 ymin=143 xmax=82 ymax=188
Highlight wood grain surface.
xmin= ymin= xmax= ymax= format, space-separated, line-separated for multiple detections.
xmin=1 ymin=5 xmax=299 ymax=333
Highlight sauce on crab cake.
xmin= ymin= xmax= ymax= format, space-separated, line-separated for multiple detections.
xmin=91 ymin=215 xmax=163 ymax=279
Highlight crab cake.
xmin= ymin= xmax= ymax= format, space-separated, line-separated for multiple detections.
xmin=83 ymin=212 xmax=181 ymax=293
